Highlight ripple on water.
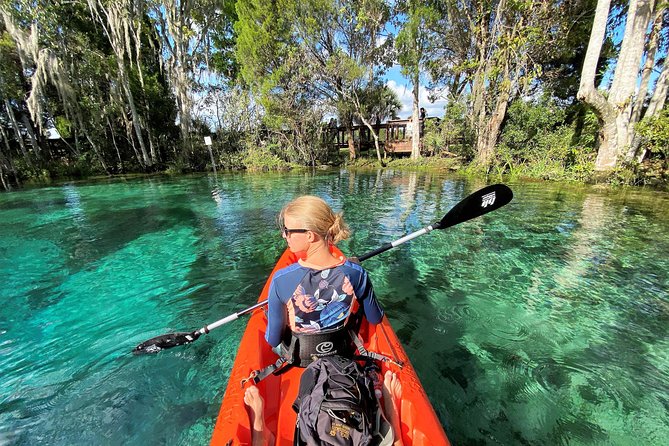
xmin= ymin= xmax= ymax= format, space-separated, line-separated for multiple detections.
xmin=436 ymin=301 xmax=481 ymax=323
xmin=482 ymin=314 xmax=531 ymax=343
xmin=495 ymin=352 xmax=629 ymax=444
xmin=3 ymin=175 xmax=669 ymax=446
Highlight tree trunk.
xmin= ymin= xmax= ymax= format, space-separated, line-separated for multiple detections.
xmin=0 ymin=165 xmax=7 ymax=191
xmin=121 ymin=71 xmax=151 ymax=167
xmin=645 ymin=44 xmax=669 ymax=117
xmin=0 ymin=126 xmax=14 ymax=190
xmin=84 ymin=133 xmax=110 ymax=174
xmin=358 ymin=113 xmax=384 ymax=164
xmin=636 ymin=54 xmax=669 ymax=162
xmin=20 ymin=112 xmax=40 ymax=159
xmin=578 ymin=0 xmax=655 ymax=171
xmin=106 ymin=115 xmax=123 ymax=169
xmin=630 ymin=5 xmax=664 ymax=126
xmin=410 ymin=71 xmax=421 ymax=159
xmin=91 ymin=1 xmax=152 ymax=167
xmin=346 ymin=123 xmax=356 ymax=160
xmin=626 ymin=7 xmax=664 ymax=160
xmin=121 ymin=111 xmax=143 ymax=168
xmin=578 ymin=0 xmax=617 ymax=171
xmin=477 ymin=96 xmax=508 ymax=166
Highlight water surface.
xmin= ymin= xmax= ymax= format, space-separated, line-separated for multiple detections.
xmin=1 ymin=171 xmax=668 ymax=445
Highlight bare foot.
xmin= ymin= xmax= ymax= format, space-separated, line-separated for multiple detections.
xmin=382 ymin=370 xmax=404 ymax=446
xmin=243 ymin=386 xmax=274 ymax=446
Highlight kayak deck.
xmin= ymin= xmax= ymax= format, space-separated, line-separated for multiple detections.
xmin=210 ymin=249 xmax=450 ymax=445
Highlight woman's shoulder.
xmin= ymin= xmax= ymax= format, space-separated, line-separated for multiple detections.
xmin=341 ymin=257 xmax=363 ymax=268
xmin=338 ymin=259 xmax=368 ymax=277
xmin=271 ymin=262 xmax=305 ymax=282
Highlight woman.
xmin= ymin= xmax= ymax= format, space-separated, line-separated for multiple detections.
xmin=244 ymin=195 xmax=403 ymax=446
xmin=264 ymin=195 xmax=384 ymax=350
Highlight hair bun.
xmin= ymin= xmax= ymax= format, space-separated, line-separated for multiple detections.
xmin=328 ymin=212 xmax=351 ymax=244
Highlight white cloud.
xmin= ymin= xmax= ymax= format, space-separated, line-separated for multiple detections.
xmin=386 ymin=79 xmax=448 ymax=119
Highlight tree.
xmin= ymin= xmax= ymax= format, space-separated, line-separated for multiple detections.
xmin=425 ymin=0 xmax=575 ymax=166
xmin=235 ymin=0 xmax=393 ymax=163
xmin=352 ymin=81 xmax=401 ymax=162
xmin=395 ymin=0 xmax=435 ymax=159
xmin=148 ymin=0 xmax=225 ymax=155
xmin=0 ymin=22 xmax=32 ymax=176
xmin=578 ymin=0 xmax=667 ymax=171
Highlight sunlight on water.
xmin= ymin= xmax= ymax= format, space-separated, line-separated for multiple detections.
xmin=1 ymin=172 xmax=668 ymax=445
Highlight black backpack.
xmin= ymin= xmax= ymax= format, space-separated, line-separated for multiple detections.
xmin=293 ymin=355 xmax=392 ymax=446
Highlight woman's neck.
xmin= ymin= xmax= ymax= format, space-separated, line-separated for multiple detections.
xmin=300 ymin=242 xmax=341 ymax=269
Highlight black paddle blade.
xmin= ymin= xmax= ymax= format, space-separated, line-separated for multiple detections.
xmin=132 ymin=331 xmax=201 ymax=354
xmin=436 ymin=184 xmax=513 ymax=230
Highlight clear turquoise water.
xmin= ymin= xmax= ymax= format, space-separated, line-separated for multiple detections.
xmin=1 ymin=172 xmax=668 ymax=445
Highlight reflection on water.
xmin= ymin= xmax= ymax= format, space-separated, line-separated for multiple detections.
xmin=1 ymin=172 xmax=668 ymax=445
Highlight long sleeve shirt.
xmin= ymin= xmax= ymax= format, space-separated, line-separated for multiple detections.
xmin=265 ymin=259 xmax=384 ymax=347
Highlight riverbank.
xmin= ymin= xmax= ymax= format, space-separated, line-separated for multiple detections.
xmin=345 ymin=155 xmax=669 ymax=190
xmin=5 ymin=152 xmax=668 ymax=192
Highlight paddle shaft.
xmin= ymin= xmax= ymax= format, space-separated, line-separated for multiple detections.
xmin=357 ymin=224 xmax=437 ymax=262
xmin=195 ymin=300 xmax=266 ymax=335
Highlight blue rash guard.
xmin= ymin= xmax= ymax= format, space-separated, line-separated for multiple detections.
xmin=265 ymin=259 xmax=384 ymax=347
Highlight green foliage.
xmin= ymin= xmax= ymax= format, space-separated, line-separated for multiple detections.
xmin=209 ymin=0 xmax=239 ymax=81
xmin=636 ymin=109 xmax=669 ymax=158
xmin=1 ymin=0 xmax=667 ymax=189
xmin=422 ymin=99 xmax=475 ymax=159
xmin=54 ymin=116 xmax=72 ymax=139
xmin=354 ymin=81 xmax=402 ymax=124
xmin=241 ymin=145 xmax=293 ymax=172
xmin=491 ymin=96 xmax=598 ymax=181
xmin=395 ymin=1 xmax=437 ymax=78
xmin=47 ymin=152 xmax=104 ymax=179
xmin=500 ymin=97 xmax=567 ymax=161
xmin=165 ymin=158 xmax=191 ymax=175
xmin=0 ymin=31 xmax=23 ymax=99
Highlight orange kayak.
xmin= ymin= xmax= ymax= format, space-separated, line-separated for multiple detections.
xmin=210 ymin=248 xmax=450 ymax=446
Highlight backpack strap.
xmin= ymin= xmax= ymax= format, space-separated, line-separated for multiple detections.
xmin=241 ymin=356 xmax=290 ymax=387
xmin=374 ymin=409 xmax=394 ymax=446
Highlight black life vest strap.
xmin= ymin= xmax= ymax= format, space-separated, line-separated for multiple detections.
xmin=241 ymin=352 xmax=294 ymax=388
xmin=240 ymin=335 xmax=298 ymax=387
xmin=253 ymin=356 xmax=288 ymax=383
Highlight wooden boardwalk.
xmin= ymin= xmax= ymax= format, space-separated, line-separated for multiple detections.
xmin=323 ymin=117 xmax=440 ymax=156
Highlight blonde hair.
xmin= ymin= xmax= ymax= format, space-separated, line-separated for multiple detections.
xmin=279 ymin=195 xmax=351 ymax=244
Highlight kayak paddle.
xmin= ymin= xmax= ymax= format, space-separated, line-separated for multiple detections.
xmin=133 ymin=183 xmax=513 ymax=354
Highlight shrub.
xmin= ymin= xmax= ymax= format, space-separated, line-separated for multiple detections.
xmin=422 ymin=99 xmax=475 ymax=160
xmin=241 ymin=145 xmax=293 ymax=171
xmin=494 ymin=96 xmax=598 ymax=181
xmin=636 ymin=109 xmax=669 ymax=159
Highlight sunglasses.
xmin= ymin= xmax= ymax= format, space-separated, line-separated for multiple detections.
xmin=282 ymin=226 xmax=309 ymax=237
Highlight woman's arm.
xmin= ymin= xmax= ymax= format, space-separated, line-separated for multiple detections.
xmin=358 ymin=271 xmax=384 ymax=324
xmin=265 ymin=280 xmax=286 ymax=347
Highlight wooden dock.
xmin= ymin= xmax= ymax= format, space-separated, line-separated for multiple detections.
xmin=323 ymin=117 xmax=439 ymax=156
